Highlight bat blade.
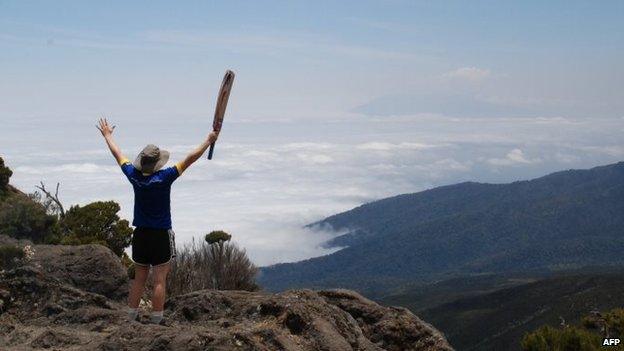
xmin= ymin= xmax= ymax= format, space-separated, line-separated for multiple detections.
xmin=207 ymin=70 xmax=235 ymax=160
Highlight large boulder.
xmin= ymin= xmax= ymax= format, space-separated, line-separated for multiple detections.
xmin=30 ymin=243 xmax=129 ymax=301
xmin=0 ymin=242 xmax=453 ymax=351
xmin=161 ymin=289 xmax=452 ymax=351
xmin=318 ymin=290 xmax=451 ymax=351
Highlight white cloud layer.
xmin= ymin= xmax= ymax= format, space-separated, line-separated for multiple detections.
xmin=2 ymin=114 xmax=623 ymax=266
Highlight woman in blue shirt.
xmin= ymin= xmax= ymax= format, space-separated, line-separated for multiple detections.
xmin=97 ymin=118 xmax=218 ymax=324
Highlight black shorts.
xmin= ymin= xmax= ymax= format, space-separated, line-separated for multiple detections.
xmin=132 ymin=227 xmax=176 ymax=266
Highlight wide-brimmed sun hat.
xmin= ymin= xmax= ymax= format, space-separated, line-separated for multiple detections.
xmin=133 ymin=144 xmax=170 ymax=175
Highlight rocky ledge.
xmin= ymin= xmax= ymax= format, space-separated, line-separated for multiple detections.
xmin=0 ymin=240 xmax=452 ymax=350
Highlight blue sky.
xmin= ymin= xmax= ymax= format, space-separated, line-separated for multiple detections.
xmin=2 ymin=0 xmax=622 ymax=119
xmin=1 ymin=1 xmax=623 ymax=265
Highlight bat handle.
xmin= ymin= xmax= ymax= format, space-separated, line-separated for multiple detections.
xmin=207 ymin=142 xmax=216 ymax=160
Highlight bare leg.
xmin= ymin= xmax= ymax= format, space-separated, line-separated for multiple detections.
xmin=151 ymin=262 xmax=170 ymax=312
xmin=128 ymin=264 xmax=149 ymax=308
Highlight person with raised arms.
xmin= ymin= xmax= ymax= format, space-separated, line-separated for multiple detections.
xmin=97 ymin=117 xmax=218 ymax=324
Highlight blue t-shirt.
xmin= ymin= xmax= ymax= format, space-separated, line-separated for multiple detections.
xmin=120 ymin=161 xmax=181 ymax=229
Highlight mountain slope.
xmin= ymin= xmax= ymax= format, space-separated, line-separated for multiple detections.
xmin=378 ymin=272 xmax=541 ymax=313
xmin=417 ymin=270 xmax=624 ymax=351
xmin=259 ymin=162 xmax=624 ymax=294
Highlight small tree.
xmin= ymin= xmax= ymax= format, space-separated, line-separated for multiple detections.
xmin=61 ymin=201 xmax=132 ymax=257
xmin=205 ymin=230 xmax=232 ymax=289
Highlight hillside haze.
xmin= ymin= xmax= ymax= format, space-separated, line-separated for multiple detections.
xmin=259 ymin=162 xmax=624 ymax=295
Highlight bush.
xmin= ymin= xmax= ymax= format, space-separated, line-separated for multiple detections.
xmin=0 ymin=194 xmax=58 ymax=243
xmin=523 ymin=308 xmax=624 ymax=351
xmin=521 ymin=325 xmax=602 ymax=351
xmin=0 ymin=158 xmax=59 ymax=243
xmin=167 ymin=233 xmax=258 ymax=297
xmin=61 ymin=201 xmax=132 ymax=257
xmin=0 ymin=159 xmax=132 ymax=252
xmin=0 ymin=245 xmax=25 ymax=270
xmin=605 ymin=309 xmax=624 ymax=337
xmin=0 ymin=157 xmax=12 ymax=197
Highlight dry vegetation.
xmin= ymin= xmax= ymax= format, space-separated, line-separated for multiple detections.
xmin=166 ymin=234 xmax=259 ymax=297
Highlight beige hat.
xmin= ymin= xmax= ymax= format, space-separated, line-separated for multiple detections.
xmin=133 ymin=144 xmax=170 ymax=175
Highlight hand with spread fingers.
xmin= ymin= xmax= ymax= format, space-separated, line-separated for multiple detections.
xmin=96 ymin=118 xmax=116 ymax=138
xmin=97 ymin=117 xmax=125 ymax=166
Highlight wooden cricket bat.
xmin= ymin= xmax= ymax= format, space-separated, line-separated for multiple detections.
xmin=207 ymin=70 xmax=235 ymax=160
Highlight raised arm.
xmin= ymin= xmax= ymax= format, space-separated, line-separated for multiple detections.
xmin=96 ymin=118 xmax=127 ymax=165
xmin=176 ymin=131 xmax=219 ymax=174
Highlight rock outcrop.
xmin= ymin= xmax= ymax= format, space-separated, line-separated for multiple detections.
xmin=0 ymin=240 xmax=453 ymax=350
xmin=30 ymin=243 xmax=129 ymax=301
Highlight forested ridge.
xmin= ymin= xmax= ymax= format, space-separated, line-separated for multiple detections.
xmin=260 ymin=162 xmax=624 ymax=295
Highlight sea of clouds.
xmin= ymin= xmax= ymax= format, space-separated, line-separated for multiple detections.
xmin=2 ymin=113 xmax=623 ymax=266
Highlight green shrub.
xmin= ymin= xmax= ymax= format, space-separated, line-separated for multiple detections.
xmin=0 ymin=245 xmax=25 ymax=270
xmin=521 ymin=325 xmax=602 ymax=351
xmin=0 ymin=157 xmax=12 ymax=198
xmin=61 ymin=201 xmax=132 ymax=257
xmin=0 ymin=158 xmax=59 ymax=243
xmin=0 ymin=158 xmax=132 ymax=253
xmin=523 ymin=307 xmax=624 ymax=351
xmin=0 ymin=194 xmax=58 ymax=243
xmin=604 ymin=309 xmax=624 ymax=337
xmin=205 ymin=230 xmax=232 ymax=244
